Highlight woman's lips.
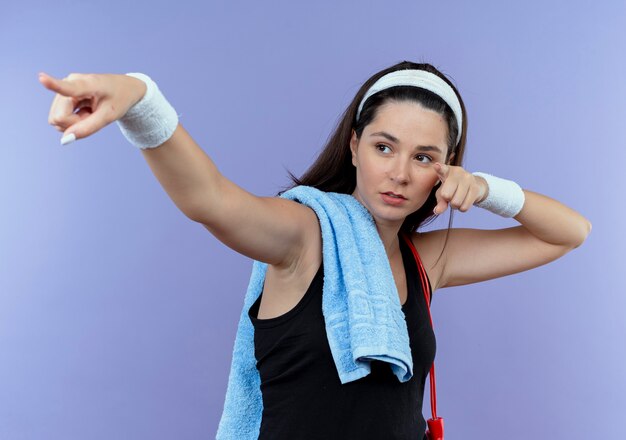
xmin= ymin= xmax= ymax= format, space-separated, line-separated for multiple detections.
xmin=381 ymin=193 xmax=407 ymax=206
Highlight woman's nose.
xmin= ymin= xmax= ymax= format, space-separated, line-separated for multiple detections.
xmin=389 ymin=158 xmax=410 ymax=183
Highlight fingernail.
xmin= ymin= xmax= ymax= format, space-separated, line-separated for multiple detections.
xmin=60 ymin=133 xmax=76 ymax=145
xmin=433 ymin=207 xmax=438 ymax=215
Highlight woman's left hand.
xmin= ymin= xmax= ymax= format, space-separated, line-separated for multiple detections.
xmin=432 ymin=163 xmax=489 ymax=215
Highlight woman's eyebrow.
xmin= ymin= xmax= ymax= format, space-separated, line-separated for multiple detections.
xmin=369 ymin=131 xmax=444 ymax=155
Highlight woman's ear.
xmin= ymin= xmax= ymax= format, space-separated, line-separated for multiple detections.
xmin=350 ymin=129 xmax=358 ymax=167
xmin=447 ymin=152 xmax=456 ymax=164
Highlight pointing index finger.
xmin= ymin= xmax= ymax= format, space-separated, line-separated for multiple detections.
xmin=38 ymin=72 xmax=86 ymax=98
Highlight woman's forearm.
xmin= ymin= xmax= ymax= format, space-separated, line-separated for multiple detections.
xmin=140 ymin=122 xmax=222 ymax=221
xmin=513 ymin=189 xmax=592 ymax=248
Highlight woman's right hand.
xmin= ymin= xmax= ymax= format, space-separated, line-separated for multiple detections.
xmin=38 ymin=72 xmax=147 ymax=143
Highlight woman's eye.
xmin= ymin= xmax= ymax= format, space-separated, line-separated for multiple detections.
xmin=376 ymin=143 xmax=391 ymax=153
xmin=415 ymin=154 xmax=433 ymax=163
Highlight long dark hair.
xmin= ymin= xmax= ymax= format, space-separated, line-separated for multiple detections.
xmin=278 ymin=60 xmax=468 ymax=268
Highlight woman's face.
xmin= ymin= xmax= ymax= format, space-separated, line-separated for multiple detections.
xmin=350 ymin=100 xmax=452 ymax=228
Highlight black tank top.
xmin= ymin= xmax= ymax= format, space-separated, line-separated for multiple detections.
xmin=248 ymin=233 xmax=436 ymax=440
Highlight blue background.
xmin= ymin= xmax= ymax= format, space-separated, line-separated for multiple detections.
xmin=1 ymin=0 xmax=623 ymax=438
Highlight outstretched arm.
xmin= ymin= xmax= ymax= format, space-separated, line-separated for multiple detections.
xmin=39 ymin=72 xmax=318 ymax=270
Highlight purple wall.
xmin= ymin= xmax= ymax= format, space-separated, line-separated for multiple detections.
xmin=2 ymin=0 xmax=623 ymax=438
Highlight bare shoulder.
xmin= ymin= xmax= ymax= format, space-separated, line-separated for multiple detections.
xmin=266 ymin=198 xmax=322 ymax=276
xmin=200 ymin=193 xmax=321 ymax=270
xmin=254 ymin=203 xmax=322 ymax=320
xmin=410 ymin=229 xmax=449 ymax=293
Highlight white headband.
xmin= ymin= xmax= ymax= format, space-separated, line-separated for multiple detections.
xmin=356 ymin=69 xmax=463 ymax=145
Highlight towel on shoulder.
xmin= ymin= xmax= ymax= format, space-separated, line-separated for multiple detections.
xmin=215 ymin=185 xmax=413 ymax=439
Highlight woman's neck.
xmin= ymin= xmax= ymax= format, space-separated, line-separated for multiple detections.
xmin=376 ymin=223 xmax=403 ymax=259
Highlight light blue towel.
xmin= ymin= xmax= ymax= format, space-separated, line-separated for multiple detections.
xmin=215 ymin=185 xmax=414 ymax=439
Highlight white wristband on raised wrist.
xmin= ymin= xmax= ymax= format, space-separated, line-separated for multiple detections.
xmin=471 ymin=172 xmax=525 ymax=218
xmin=116 ymin=72 xmax=179 ymax=149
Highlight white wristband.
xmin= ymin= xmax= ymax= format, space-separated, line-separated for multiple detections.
xmin=116 ymin=72 xmax=179 ymax=149
xmin=472 ymin=172 xmax=525 ymax=218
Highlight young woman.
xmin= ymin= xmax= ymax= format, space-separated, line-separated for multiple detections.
xmin=39 ymin=61 xmax=591 ymax=439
